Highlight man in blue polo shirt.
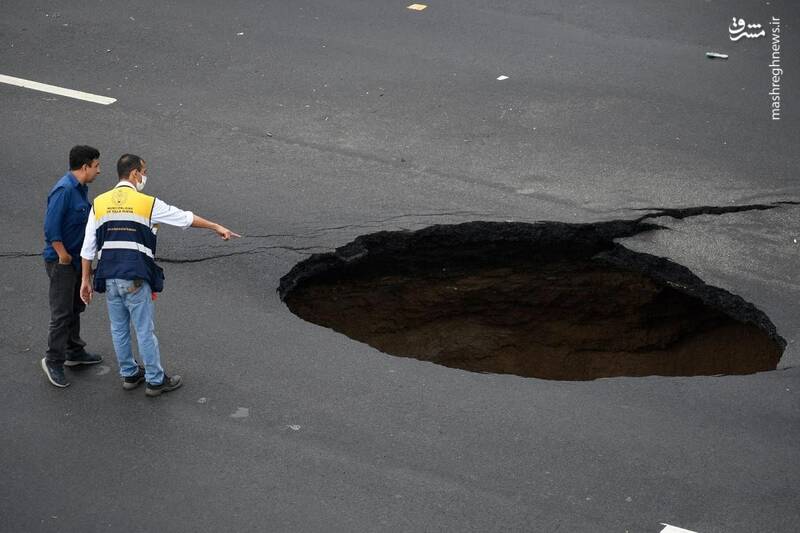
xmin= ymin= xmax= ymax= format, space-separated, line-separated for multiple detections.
xmin=41 ymin=145 xmax=104 ymax=387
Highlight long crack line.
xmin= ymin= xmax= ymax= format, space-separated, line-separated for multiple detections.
xmin=0 ymin=252 xmax=40 ymax=259
xmin=1 ymin=201 xmax=796 ymax=264
xmin=633 ymin=201 xmax=797 ymax=222
xmin=243 ymin=210 xmax=500 ymax=239
xmin=157 ymin=245 xmax=331 ymax=264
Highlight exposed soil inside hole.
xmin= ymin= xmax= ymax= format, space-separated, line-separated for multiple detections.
xmin=280 ymin=221 xmax=785 ymax=380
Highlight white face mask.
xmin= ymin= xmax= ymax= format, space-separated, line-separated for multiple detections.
xmin=136 ymin=174 xmax=147 ymax=192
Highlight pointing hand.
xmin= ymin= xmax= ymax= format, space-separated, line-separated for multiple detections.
xmin=216 ymin=225 xmax=241 ymax=240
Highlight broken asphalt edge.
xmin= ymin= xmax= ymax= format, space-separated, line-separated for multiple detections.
xmin=277 ymin=209 xmax=790 ymax=355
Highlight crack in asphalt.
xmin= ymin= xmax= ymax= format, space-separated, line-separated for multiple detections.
xmin=110 ymin=105 xmax=521 ymax=198
xmin=145 ymin=110 xmax=526 ymax=196
xmin=157 ymin=245 xmax=331 ymax=264
xmin=1 ymin=201 xmax=796 ymax=264
xmin=243 ymin=210 xmax=501 ymax=239
xmin=632 ymin=200 xmax=798 ymax=222
xmin=0 ymin=252 xmax=40 ymax=258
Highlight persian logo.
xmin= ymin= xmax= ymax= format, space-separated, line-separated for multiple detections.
xmin=727 ymin=16 xmax=782 ymax=120
xmin=729 ymin=17 xmax=765 ymax=40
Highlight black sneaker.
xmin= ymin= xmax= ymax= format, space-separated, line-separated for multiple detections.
xmin=41 ymin=358 xmax=70 ymax=388
xmin=145 ymin=374 xmax=183 ymax=397
xmin=122 ymin=366 xmax=146 ymax=390
xmin=64 ymin=351 xmax=103 ymax=367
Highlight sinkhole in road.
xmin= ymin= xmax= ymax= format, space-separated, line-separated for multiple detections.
xmin=278 ymin=221 xmax=785 ymax=380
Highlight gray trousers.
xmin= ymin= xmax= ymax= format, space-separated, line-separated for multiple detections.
xmin=44 ymin=261 xmax=86 ymax=366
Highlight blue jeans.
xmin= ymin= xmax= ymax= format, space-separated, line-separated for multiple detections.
xmin=105 ymin=279 xmax=164 ymax=385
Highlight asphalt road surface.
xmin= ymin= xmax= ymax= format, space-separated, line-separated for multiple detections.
xmin=1 ymin=1 xmax=798 ymax=532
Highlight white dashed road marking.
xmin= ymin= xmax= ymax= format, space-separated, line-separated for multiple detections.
xmin=0 ymin=74 xmax=116 ymax=105
xmin=660 ymin=523 xmax=699 ymax=533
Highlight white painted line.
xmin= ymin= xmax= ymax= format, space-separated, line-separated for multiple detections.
xmin=0 ymin=74 xmax=116 ymax=105
xmin=660 ymin=523 xmax=699 ymax=533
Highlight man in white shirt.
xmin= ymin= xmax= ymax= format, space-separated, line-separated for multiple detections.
xmin=80 ymin=154 xmax=240 ymax=397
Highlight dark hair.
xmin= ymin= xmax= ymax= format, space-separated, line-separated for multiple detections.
xmin=69 ymin=145 xmax=100 ymax=170
xmin=117 ymin=154 xmax=144 ymax=179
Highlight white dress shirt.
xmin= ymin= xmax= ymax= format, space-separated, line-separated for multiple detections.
xmin=81 ymin=181 xmax=194 ymax=261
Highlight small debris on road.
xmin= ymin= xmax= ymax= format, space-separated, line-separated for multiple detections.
xmin=231 ymin=407 xmax=250 ymax=418
xmin=705 ymin=52 xmax=729 ymax=59
xmin=497 ymin=75 xmax=509 ymax=80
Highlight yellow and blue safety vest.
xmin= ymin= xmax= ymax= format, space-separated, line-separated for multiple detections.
xmin=91 ymin=186 xmax=164 ymax=293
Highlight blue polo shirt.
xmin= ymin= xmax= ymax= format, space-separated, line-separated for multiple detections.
xmin=43 ymin=172 xmax=90 ymax=270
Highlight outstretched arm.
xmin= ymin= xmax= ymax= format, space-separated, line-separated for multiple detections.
xmin=190 ymin=214 xmax=241 ymax=240
xmin=151 ymin=198 xmax=240 ymax=240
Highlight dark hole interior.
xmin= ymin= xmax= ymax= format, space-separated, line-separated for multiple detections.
xmin=283 ymin=240 xmax=783 ymax=380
